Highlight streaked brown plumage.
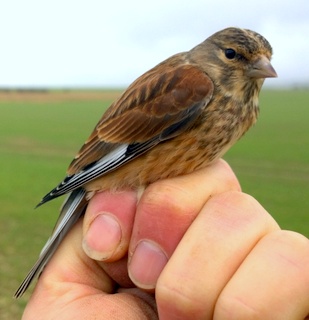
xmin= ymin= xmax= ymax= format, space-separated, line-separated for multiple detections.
xmin=15 ymin=27 xmax=277 ymax=298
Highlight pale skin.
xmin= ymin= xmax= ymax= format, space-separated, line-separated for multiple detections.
xmin=22 ymin=160 xmax=309 ymax=320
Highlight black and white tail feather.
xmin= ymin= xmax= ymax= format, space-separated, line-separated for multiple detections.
xmin=14 ymin=188 xmax=87 ymax=298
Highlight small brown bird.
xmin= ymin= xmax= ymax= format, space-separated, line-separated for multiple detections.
xmin=15 ymin=27 xmax=277 ymax=298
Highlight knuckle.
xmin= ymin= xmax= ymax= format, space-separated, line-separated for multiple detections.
xmin=206 ymin=191 xmax=280 ymax=232
xmin=215 ymin=293 xmax=262 ymax=320
xmin=216 ymin=159 xmax=241 ymax=190
xmin=265 ymin=230 xmax=309 ymax=273
xmin=157 ymin=279 xmax=209 ymax=319
xmin=141 ymin=180 xmax=195 ymax=217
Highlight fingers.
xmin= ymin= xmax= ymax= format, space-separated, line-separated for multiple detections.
xmin=215 ymin=230 xmax=309 ymax=320
xmin=82 ymin=190 xmax=137 ymax=261
xmin=82 ymin=159 xmax=239 ymax=267
xmin=128 ymin=159 xmax=240 ymax=289
xmin=155 ymin=191 xmax=281 ymax=320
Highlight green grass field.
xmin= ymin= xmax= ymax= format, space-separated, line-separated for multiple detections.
xmin=1 ymin=89 xmax=308 ymax=318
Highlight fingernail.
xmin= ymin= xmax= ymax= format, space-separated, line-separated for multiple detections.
xmin=83 ymin=214 xmax=121 ymax=261
xmin=129 ymin=240 xmax=168 ymax=290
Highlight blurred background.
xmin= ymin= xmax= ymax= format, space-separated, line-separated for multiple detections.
xmin=1 ymin=0 xmax=308 ymax=318
xmin=1 ymin=0 xmax=308 ymax=88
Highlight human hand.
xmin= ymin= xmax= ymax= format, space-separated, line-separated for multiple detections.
xmin=22 ymin=160 xmax=309 ymax=319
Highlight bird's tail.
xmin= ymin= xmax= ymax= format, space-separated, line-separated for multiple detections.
xmin=14 ymin=187 xmax=87 ymax=298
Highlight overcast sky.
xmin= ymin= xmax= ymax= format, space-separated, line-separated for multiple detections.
xmin=1 ymin=0 xmax=308 ymax=88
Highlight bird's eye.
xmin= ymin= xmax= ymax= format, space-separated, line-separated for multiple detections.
xmin=225 ymin=48 xmax=236 ymax=59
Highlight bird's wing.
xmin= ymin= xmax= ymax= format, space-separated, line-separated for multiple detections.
xmin=39 ymin=61 xmax=214 ymax=205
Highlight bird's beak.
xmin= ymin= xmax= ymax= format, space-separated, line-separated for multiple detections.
xmin=247 ymin=55 xmax=277 ymax=79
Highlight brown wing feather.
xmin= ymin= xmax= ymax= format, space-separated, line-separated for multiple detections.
xmin=68 ymin=56 xmax=214 ymax=175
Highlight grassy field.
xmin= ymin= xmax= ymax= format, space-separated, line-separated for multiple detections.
xmin=1 ymin=89 xmax=308 ymax=318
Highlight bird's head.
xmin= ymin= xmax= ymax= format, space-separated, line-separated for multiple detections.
xmin=190 ymin=27 xmax=277 ymax=97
